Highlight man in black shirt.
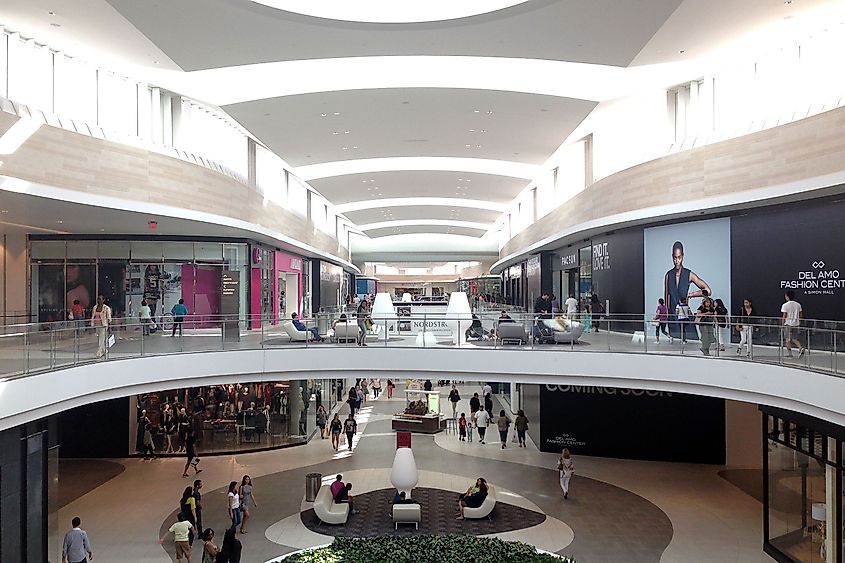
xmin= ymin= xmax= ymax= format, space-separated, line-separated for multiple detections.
xmin=423 ymin=379 xmax=433 ymax=392
xmin=469 ymin=393 xmax=481 ymax=414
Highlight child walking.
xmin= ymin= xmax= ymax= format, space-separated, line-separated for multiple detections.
xmin=458 ymin=413 xmax=467 ymax=441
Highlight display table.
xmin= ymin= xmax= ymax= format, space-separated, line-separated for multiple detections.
xmin=392 ymin=414 xmax=444 ymax=434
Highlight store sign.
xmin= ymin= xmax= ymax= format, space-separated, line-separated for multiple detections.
xmin=592 ymin=242 xmax=610 ymax=271
xmin=221 ymin=272 xmax=240 ymax=341
xmin=411 ymin=319 xmax=451 ymax=334
xmin=290 ymin=257 xmax=302 ymax=271
xmin=251 ymin=247 xmax=262 ymax=265
xmin=780 ymin=259 xmax=843 ymax=295
xmin=560 ymin=252 xmax=577 ymax=268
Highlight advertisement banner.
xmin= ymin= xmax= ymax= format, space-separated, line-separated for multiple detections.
xmin=539 ymin=384 xmax=725 ymax=464
xmin=37 ymin=264 xmax=65 ymax=323
xmin=731 ymin=199 xmax=845 ymax=321
xmin=644 ymin=218 xmax=731 ymax=340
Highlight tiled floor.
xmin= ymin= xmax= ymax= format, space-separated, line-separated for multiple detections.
xmin=50 ymin=385 xmax=774 ymax=563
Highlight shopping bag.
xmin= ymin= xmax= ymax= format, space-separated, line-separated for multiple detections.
xmin=107 ymin=334 xmax=116 ymax=348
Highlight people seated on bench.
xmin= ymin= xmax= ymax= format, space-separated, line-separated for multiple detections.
xmin=332 ymin=314 xmax=348 ymax=329
xmin=456 ymin=478 xmax=489 ymax=520
xmin=465 ymin=314 xmax=491 ymax=340
xmin=334 ymin=482 xmax=359 ymax=514
xmin=330 ymin=475 xmax=345 ymax=499
xmin=291 ymin=312 xmax=324 ymax=342
xmin=392 ymin=491 xmax=414 ymax=504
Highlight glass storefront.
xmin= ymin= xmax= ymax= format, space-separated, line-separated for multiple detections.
xmin=133 ymin=378 xmax=340 ymax=455
xmin=764 ymin=407 xmax=844 ymax=563
xmin=29 ymin=238 xmax=249 ymax=326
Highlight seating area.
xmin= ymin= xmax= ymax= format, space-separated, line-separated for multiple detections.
xmin=313 ymin=485 xmax=350 ymax=525
xmin=542 ymin=319 xmax=585 ymax=344
xmin=330 ymin=322 xmax=359 ymax=343
xmin=282 ymin=321 xmax=310 ymax=342
xmin=392 ymin=503 xmax=422 ymax=529
xmin=496 ymin=323 xmax=529 ymax=345
xmin=463 ymin=485 xmax=497 ymax=519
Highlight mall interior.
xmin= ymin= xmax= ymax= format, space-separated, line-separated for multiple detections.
xmin=1 ymin=1 xmax=845 ymax=562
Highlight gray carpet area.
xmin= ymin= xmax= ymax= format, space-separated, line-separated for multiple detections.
xmin=300 ymin=486 xmax=545 ymax=537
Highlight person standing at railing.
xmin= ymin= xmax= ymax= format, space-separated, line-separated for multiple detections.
xmin=695 ymin=297 xmax=716 ymax=356
xmin=91 ymin=295 xmax=112 ymax=358
xmin=654 ymin=298 xmax=669 ymax=343
xmin=781 ymin=290 xmax=806 ymax=359
xmin=139 ymin=299 xmax=152 ymax=336
xmin=171 ymin=299 xmax=188 ymax=338
xmin=675 ymin=297 xmax=693 ymax=343
xmin=356 ymin=300 xmax=370 ymax=347
xmin=70 ymin=299 xmax=86 ymax=337
xmin=714 ymin=298 xmax=729 ymax=352
xmin=735 ymin=298 xmax=756 ymax=357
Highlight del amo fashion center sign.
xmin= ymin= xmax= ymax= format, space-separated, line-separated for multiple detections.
xmin=780 ymin=260 xmax=844 ymax=294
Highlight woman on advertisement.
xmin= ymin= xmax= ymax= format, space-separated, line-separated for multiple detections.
xmin=664 ymin=241 xmax=711 ymax=340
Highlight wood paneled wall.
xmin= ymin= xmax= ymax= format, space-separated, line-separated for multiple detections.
xmin=501 ymin=106 xmax=845 ymax=259
xmin=0 ymin=112 xmax=350 ymax=262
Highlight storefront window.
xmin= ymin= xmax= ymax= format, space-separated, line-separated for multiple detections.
xmin=765 ymin=409 xmax=843 ymax=563
xmin=579 ymin=246 xmax=592 ymax=301
xmin=133 ymin=379 xmax=336 ymax=456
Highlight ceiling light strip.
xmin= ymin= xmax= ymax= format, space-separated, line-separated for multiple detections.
xmin=295 ymin=157 xmax=538 ymax=181
xmin=357 ymin=219 xmax=492 ymax=231
xmin=334 ymin=198 xmax=506 ymax=214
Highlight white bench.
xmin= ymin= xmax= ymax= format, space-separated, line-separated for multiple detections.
xmin=463 ymin=485 xmax=496 ymax=520
xmin=313 ymin=485 xmax=349 ymax=525
xmin=392 ymin=503 xmax=421 ymax=529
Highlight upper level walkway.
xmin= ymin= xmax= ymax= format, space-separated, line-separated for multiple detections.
xmin=1 ymin=313 xmax=844 ymax=431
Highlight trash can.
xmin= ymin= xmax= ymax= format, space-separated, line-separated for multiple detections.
xmin=317 ymin=313 xmax=331 ymax=337
xmin=305 ymin=472 xmax=322 ymax=502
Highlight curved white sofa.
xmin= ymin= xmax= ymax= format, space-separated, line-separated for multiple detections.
xmin=542 ymin=319 xmax=585 ymax=343
xmin=313 ymin=485 xmax=349 ymax=525
xmin=331 ymin=322 xmax=359 ymax=343
xmin=283 ymin=321 xmax=309 ymax=342
xmin=463 ymin=485 xmax=496 ymax=519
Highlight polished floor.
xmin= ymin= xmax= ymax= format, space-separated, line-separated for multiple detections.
xmin=50 ymin=385 xmax=774 ymax=563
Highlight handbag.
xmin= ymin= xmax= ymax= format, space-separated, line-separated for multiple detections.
xmin=190 ymin=456 xmax=201 ymax=467
xmin=107 ymin=334 xmax=116 ymax=348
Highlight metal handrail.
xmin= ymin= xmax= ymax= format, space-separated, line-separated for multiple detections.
xmin=0 ymin=312 xmax=841 ymax=380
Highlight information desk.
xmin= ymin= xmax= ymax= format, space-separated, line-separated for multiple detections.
xmin=391 ymin=414 xmax=444 ymax=434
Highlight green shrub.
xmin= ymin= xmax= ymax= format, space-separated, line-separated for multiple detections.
xmin=273 ymin=535 xmax=574 ymax=563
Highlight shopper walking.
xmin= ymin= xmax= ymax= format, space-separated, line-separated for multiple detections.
xmin=343 ymin=413 xmax=357 ymax=451
xmin=356 ymin=300 xmax=370 ymax=346
xmin=468 ymin=410 xmax=475 ymax=442
xmin=654 ymin=298 xmax=669 ymax=343
xmin=180 ymin=486 xmax=198 ymax=546
xmin=171 ymin=298 xmax=188 ymax=337
xmin=497 ymin=410 xmax=511 ymax=449
xmin=781 ymin=290 xmax=806 ymax=358
xmin=162 ymin=514 xmax=193 ymax=563
xmin=142 ymin=420 xmax=156 ymax=460
xmin=386 ymin=378 xmax=394 ymax=399
xmin=201 ymin=528 xmax=219 ymax=563
xmin=316 ymin=405 xmax=327 ymax=439
xmin=162 ymin=404 xmax=176 ymax=453
xmin=469 ymin=392 xmax=481 ymax=415
xmin=558 ymin=449 xmax=575 ymax=499
xmin=91 ymin=295 xmax=112 ymax=358
xmin=139 ymin=299 xmax=152 ymax=336
xmin=458 ymin=413 xmax=468 ymax=441
xmin=227 ymin=481 xmax=242 ymax=531
xmin=514 ymin=409 xmax=529 ymax=448
xmin=714 ymin=298 xmax=729 ymax=352
xmin=193 ymin=479 xmax=204 ymax=540
xmin=735 ymin=298 xmax=755 ymax=356
xmin=182 ymin=428 xmax=202 ymax=478
xmin=329 ymin=413 xmax=343 ymax=451
xmin=372 ymin=377 xmax=382 ymax=398
xmin=238 ymin=475 xmax=257 ymax=534
xmin=62 ymin=516 xmax=93 ymax=563
xmin=448 ymin=385 xmax=461 ymax=418
xmin=217 ymin=527 xmax=243 ymax=563
xmin=475 ymin=408 xmax=489 ymax=444
xmin=695 ymin=297 xmax=716 ymax=356
xmin=484 ymin=392 xmax=493 ymax=421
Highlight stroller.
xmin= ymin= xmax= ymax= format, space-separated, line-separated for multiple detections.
xmin=532 ymin=316 xmax=555 ymax=344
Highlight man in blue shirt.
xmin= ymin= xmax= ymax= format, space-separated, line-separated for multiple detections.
xmin=62 ymin=516 xmax=93 ymax=563
xmin=292 ymin=312 xmax=323 ymax=342
xmin=171 ymin=298 xmax=188 ymax=337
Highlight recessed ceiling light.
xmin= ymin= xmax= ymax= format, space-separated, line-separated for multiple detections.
xmin=332 ymin=131 xmax=339 ymax=135
xmin=56 ymin=220 xmax=63 ymax=224
xmin=99 ymin=228 xmax=105 ymax=232
xmin=333 ymin=112 xmax=341 ymax=116
xmin=458 ymin=178 xmax=463 ymax=181
xmin=344 ymin=131 xmax=350 ymax=134
xmin=0 ymin=209 xmax=7 ymax=213
xmin=362 ymin=180 xmax=368 ymax=183
xmin=342 ymin=147 xmax=348 ymax=150
xmin=486 ymin=110 xmax=493 ymax=115
xmin=466 ymin=179 xmax=471 ymax=182
xmin=473 ymin=110 xmax=480 ymax=113
xmin=370 ymin=180 xmax=375 ymax=183
xmin=352 ymin=146 xmax=358 ymax=149
xmin=320 ymin=113 xmax=328 ymax=117
xmin=480 ymin=130 xmax=487 ymax=133
xmin=465 ymin=144 xmax=471 ymax=148
xmin=469 ymin=129 xmax=475 ymax=132
xmin=475 ymin=145 xmax=481 ymax=148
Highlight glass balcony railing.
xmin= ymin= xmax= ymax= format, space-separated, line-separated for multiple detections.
xmin=0 ymin=312 xmax=842 ymax=379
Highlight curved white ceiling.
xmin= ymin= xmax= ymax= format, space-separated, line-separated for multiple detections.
xmin=164 ymin=56 xmax=691 ymax=107
xmin=295 ymin=157 xmax=539 ymax=181
xmin=248 ymin=0 xmax=531 ymax=23
xmin=333 ymin=197 xmax=506 ymax=214
xmin=357 ymin=219 xmax=491 ymax=232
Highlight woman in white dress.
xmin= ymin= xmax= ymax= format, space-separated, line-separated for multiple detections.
xmin=558 ymin=448 xmax=575 ymax=499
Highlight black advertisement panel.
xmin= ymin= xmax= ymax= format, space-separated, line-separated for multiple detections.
xmin=98 ymin=261 xmax=127 ymax=316
xmin=731 ymin=198 xmax=845 ymax=321
xmin=37 ymin=264 xmax=65 ymax=323
xmin=590 ymin=228 xmax=644 ymax=315
xmin=539 ymin=384 xmax=725 ymax=464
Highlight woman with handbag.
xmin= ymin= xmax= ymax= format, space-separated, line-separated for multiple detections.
xmin=558 ymin=449 xmax=575 ymax=499
xmin=735 ymin=298 xmax=756 ymax=357
xmin=714 ymin=298 xmax=730 ymax=352
xmin=91 ymin=295 xmax=112 ymax=358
